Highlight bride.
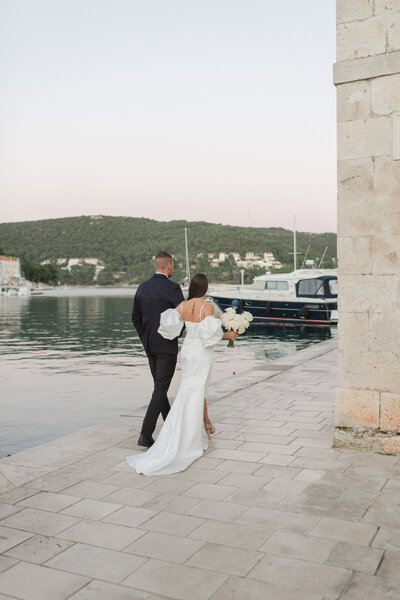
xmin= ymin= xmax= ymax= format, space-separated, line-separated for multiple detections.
xmin=127 ymin=273 xmax=237 ymax=476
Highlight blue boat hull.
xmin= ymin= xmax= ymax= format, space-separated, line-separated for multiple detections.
xmin=210 ymin=296 xmax=338 ymax=327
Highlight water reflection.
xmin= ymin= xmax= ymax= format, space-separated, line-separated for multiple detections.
xmin=0 ymin=292 xmax=336 ymax=457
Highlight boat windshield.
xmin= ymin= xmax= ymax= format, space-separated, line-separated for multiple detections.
xmin=328 ymin=279 xmax=338 ymax=296
xmin=264 ymin=281 xmax=289 ymax=290
xmin=297 ymin=278 xmax=325 ymax=296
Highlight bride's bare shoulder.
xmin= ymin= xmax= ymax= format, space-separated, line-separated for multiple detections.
xmin=203 ymin=302 xmax=214 ymax=316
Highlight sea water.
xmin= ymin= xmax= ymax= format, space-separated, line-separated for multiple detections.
xmin=0 ymin=288 xmax=335 ymax=458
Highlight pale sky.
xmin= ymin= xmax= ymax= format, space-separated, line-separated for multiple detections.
xmin=0 ymin=0 xmax=337 ymax=233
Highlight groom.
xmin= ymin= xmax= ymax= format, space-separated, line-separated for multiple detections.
xmin=132 ymin=251 xmax=184 ymax=448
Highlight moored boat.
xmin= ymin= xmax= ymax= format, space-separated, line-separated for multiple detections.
xmin=209 ymin=269 xmax=338 ymax=327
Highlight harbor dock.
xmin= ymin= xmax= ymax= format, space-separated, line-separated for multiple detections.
xmin=0 ymin=338 xmax=399 ymax=599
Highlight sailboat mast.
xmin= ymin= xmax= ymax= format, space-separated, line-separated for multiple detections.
xmin=293 ymin=215 xmax=297 ymax=272
xmin=184 ymin=228 xmax=190 ymax=281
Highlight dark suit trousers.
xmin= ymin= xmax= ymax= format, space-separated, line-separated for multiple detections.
xmin=141 ymin=352 xmax=177 ymax=438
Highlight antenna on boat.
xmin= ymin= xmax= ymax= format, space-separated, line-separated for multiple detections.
xmin=289 ymin=215 xmax=301 ymax=272
xmin=293 ymin=215 xmax=296 ymax=271
xmin=184 ymin=227 xmax=191 ymax=281
xmin=319 ymin=246 xmax=328 ymax=269
xmin=300 ymin=244 xmax=311 ymax=270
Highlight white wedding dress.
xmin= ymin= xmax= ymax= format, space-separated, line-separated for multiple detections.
xmin=127 ymin=307 xmax=223 ymax=476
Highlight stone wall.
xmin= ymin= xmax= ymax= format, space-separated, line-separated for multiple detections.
xmin=335 ymin=0 xmax=400 ymax=453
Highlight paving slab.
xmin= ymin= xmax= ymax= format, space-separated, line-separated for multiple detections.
xmin=46 ymin=542 xmax=147 ymax=583
xmin=248 ymin=554 xmax=351 ymax=597
xmin=212 ymin=576 xmax=322 ymax=600
xmin=122 ymin=559 xmax=227 ymax=600
xmin=4 ymin=534 xmax=74 ymax=564
xmin=68 ymin=580 xmax=150 ymax=599
xmin=0 ymin=561 xmax=89 ymax=600
xmin=124 ymin=531 xmax=204 ymax=563
xmin=57 ymin=518 xmax=145 ymax=550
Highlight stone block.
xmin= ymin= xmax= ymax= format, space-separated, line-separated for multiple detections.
xmin=333 ymin=428 xmax=381 ymax=452
xmin=337 ymin=19 xmax=386 ymax=62
xmin=334 ymin=50 xmax=400 ymax=86
xmin=337 ymin=0 xmax=374 ymax=24
xmin=371 ymin=73 xmax=400 ymax=115
xmin=335 ymin=388 xmax=380 ymax=429
xmin=337 ymin=235 xmax=373 ymax=274
xmin=375 ymin=0 xmax=400 ymax=12
xmin=338 ymin=195 xmax=400 ymax=236
xmin=389 ymin=17 xmax=400 ymax=51
xmin=380 ymin=393 xmax=400 ymax=432
xmin=337 ymin=158 xmax=374 ymax=200
xmin=338 ymin=274 xmax=395 ymax=313
xmin=368 ymin=312 xmax=400 ymax=354
xmin=379 ymin=436 xmax=400 ymax=454
xmin=338 ymin=117 xmax=392 ymax=160
xmin=374 ymin=155 xmax=400 ymax=199
xmin=339 ymin=349 xmax=400 ymax=393
xmin=337 ymin=312 xmax=369 ymax=352
xmin=372 ymin=235 xmax=400 ymax=274
xmin=337 ymin=80 xmax=371 ymax=122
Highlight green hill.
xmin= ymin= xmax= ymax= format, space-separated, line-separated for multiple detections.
xmin=0 ymin=215 xmax=337 ymax=284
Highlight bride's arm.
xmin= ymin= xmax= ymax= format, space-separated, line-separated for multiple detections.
xmin=222 ymin=330 xmax=237 ymax=340
xmin=203 ymin=304 xmax=237 ymax=340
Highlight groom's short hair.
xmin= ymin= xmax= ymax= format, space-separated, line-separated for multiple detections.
xmin=154 ymin=251 xmax=173 ymax=270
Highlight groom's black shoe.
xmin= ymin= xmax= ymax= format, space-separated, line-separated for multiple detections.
xmin=137 ymin=434 xmax=155 ymax=448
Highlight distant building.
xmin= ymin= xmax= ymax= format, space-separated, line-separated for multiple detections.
xmin=0 ymin=256 xmax=22 ymax=284
xmin=272 ymin=261 xmax=283 ymax=269
xmin=67 ymin=258 xmax=81 ymax=271
xmin=63 ymin=257 xmax=105 ymax=280
xmin=245 ymin=252 xmax=260 ymax=261
xmin=218 ymin=252 xmax=226 ymax=263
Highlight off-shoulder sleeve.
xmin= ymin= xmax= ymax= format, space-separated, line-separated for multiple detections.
xmin=197 ymin=316 xmax=223 ymax=348
xmin=158 ymin=308 xmax=184 ymax=340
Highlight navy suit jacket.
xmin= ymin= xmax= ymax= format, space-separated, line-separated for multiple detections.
xmin=132 ymin=274 xmax=184 ymax=355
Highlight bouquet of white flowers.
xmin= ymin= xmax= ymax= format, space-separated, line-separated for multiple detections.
xmin=220 ymin=307 xmax=253 ymax=347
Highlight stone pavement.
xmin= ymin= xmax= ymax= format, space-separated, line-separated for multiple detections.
xmin=0 ymin=338 xmax=399 ymax=599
